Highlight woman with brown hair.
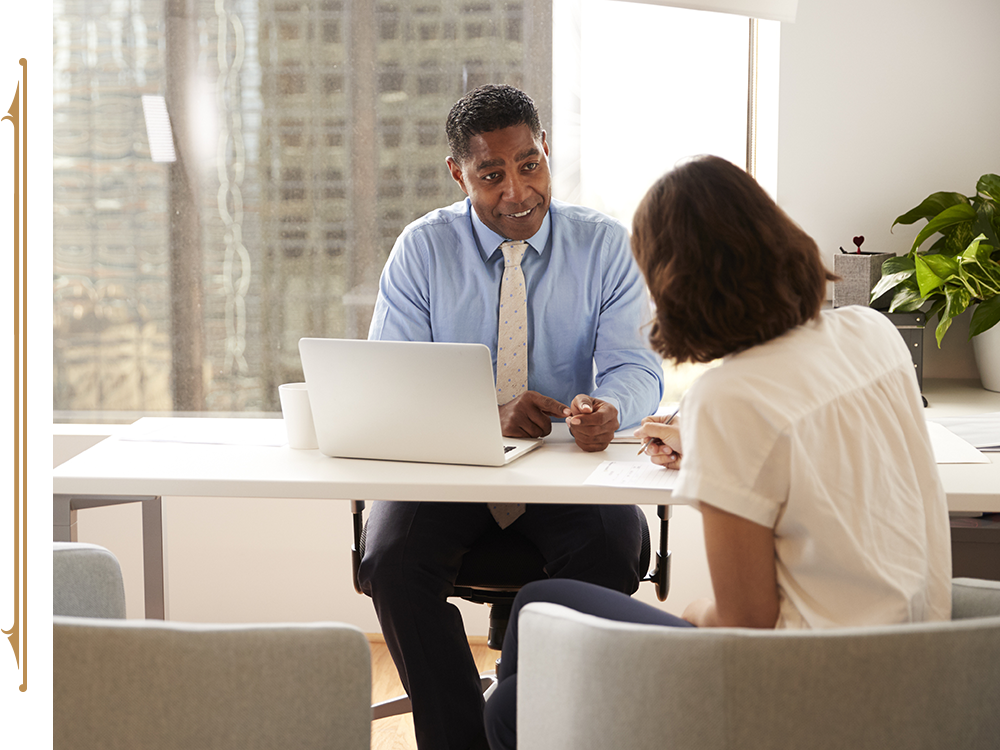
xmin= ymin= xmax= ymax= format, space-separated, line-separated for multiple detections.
xmin=483 ymin=155 xmax=951 ymax=750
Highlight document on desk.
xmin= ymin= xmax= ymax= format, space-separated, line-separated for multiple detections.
xmin=927 ymin=412 xmax=1000 ymax=452
xmin=584 ymin=461 xmax=679 ymax=490
xmin=925 ymin=421 xmax=991 ymax=464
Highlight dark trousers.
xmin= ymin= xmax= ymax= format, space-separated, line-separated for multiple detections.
xmin=358 ymin=501 xmax=643 ymax=750
xmin=484 ymin=578 xmax=696 ymax=750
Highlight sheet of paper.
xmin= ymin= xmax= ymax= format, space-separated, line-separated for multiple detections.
xmin=925 ymin=421 xmax=991 ymax=464
xmin=122 ymin=419 xmax=288 ymax=447
xmin=927 ymin=412 xmax=1000 ymax=451
xmin=584 ymin=461 xmax=679 ymax=490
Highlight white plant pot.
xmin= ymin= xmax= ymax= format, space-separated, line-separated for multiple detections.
xmin=972 ymin=323 xmax=1000 ymax=392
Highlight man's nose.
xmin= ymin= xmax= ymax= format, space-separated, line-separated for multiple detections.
xmin=501 ymin=173 xmax=530 ymax=203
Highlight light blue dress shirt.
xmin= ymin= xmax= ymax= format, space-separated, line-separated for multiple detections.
xmin=368 ymin=198 xmax=664 ymax=429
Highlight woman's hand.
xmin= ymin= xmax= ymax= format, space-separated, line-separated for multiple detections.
xmin=681 ymin=597 xmax=716 ymax=627
xmin=634 ymin=414 xmax=683 ymax=470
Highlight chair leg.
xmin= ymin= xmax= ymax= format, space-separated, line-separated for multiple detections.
xmin=481 ymin=670 xmax=498 ymax=701
xmin=372 ymin=694 xmax=413 ymax=720
xmin=372 ymin=669 xmax=499 ymax=719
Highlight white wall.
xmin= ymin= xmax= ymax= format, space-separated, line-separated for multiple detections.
xmin=778 ymin=0 xmax=1000 ymax=380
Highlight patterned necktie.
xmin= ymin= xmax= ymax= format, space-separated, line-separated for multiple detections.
xmin=489 ymin=240 xmax=529 ymax=528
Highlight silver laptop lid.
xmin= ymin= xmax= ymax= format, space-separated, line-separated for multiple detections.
xmin=299 ymin=338 xmax=533 ymax=466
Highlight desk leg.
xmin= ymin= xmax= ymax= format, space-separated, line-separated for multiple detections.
xmin=52 ymin=494 xmax=166 ymax=620
xmin=53 ymin=494 xmax=74 ymax=542
xmin=141 ymin=497 xmax=165 ymax=620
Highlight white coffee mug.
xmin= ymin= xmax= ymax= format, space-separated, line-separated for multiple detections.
xmin=278 ymin=382 xmax=319 ymax=450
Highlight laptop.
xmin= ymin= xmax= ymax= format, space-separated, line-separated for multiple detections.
xmin=298 ymin=338 xmax=543 ymax=466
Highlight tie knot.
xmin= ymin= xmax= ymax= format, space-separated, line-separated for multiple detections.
xmin=500 ymin=240 xmax=528 ymax=267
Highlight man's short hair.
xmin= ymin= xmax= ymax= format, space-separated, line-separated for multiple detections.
xmin=631 ymin=155 xmax=838 ymax=364
xmin=446 ymin=84 xmax=542 ymax=163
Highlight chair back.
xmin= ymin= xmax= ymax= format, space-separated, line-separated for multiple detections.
xmin=952 ymin=576 xmax=1000 ymax=619
xmin=53 ymin=542 xmax=127 ymax=619
xmin=516 ymin=592 xmax=1000 ymax=750
xmin=53 ymin=617 xmax=372 ymax=750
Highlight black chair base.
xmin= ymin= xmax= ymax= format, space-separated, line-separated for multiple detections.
xmin=351 ymin=500 xmax=669 ymax=721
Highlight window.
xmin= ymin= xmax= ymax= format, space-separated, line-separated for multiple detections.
xmin=52 ymin=0 xmax=776 ymax=419
xmin=553 ymin=0 xmax=779 ymax=222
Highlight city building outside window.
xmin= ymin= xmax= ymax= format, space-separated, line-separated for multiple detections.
xmin=52 ymin=0 xmax=777 ymax=421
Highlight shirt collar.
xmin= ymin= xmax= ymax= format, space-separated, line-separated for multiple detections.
xmin=468 ymin=198 xmax=550 ymax=264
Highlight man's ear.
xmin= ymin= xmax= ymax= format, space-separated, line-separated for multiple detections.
xmin=446 ymin=156 xmax=469 ymax=196
xmin=540 ymin=130 xmax=549 ymax=157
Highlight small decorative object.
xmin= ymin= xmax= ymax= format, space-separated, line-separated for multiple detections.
xmin=870 ymin=173 xmax=1000 ymax=391
xmin=833 ymin=236 xmax=894 ymax=309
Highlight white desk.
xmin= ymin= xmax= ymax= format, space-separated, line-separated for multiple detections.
xmin=920 ymin=379 xmax=1000 ymax=514
xmin=53 ymin=378 xmax=1000 ymax=618
xmin=52 ymin=419 xmax=673 ymax=618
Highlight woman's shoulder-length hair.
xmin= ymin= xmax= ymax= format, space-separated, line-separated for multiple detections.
xmin=631 ymin=155 xmax=837 ymax=364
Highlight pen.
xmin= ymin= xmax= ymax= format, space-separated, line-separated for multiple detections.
xmin=638 ymin=409 xmax=678 ymax=455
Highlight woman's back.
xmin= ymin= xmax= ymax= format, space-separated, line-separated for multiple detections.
xmin=672 ymin=305 xmax=952 ymax=628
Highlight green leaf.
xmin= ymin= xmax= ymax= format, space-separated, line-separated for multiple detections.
xmin=917 ymin=255 xmax=944 ymax=297
xmin=909 ymin=203 xmax=978 ymax=254
xmin=916 ymin=253 xmax=960 ymax=297
xmin=892 ymin=191 xmax=968 ymax=228
xmin=922 ymin=253 xmax=960 ymax=276
xmin=957 ymin=235 xmax=1000 ymax=299
xmin=974 ymin=201 xmax=1000 ymax=249
xmin=970 ymin=295 xmax=1000 ymax=337
xmin=977 ymin=174 xmax=1000 ymax=204
xmin=935 ymin=286 xmax=972 ymax=347
xmin=881 ymin=255 xmax=915 ymax=275
xmin=961 ymin=234 xmax=988 ymax=263
xmin=871 ymin=269 xmax=915 ymax=301
xmin=886 ymin=286 xmax=927 ymax=312
xmin=934 ymin=316 xmax=953 ymax=347
xmin=945 ymin=285 xmax=972 ymax=318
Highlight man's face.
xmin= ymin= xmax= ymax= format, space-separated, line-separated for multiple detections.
xmin=447 ymin=124 xmax=552 ymax=241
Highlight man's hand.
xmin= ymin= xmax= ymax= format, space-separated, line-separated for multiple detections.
xmin=499 ymin=391 xmax=569 ymax=438
xmin=634 ymin=414 xmax=683 ymax=470
xmin=565 ymin=395 xmax=619 ymax=452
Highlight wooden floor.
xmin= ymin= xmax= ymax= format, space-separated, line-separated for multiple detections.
xmin=369 ymin=637 xmax=499 ymax=750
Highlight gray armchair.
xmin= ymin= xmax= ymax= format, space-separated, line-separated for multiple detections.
xmin=53 ymin=542 xmax=372 ymax=750
xmin=53 ymin=541 xmax=126 ymax=618
xmin=516 ymin=578 xmax=1000 ymax=750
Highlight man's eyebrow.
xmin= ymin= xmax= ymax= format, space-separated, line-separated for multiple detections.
xmin=474 ymin=157 xmax=504 ymax=171
xmin=473 ymin=147 xmax=541 ymax=172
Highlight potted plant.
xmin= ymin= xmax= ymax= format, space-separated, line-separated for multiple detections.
xmin=870 ymin=173 xmax=1000 ymax=390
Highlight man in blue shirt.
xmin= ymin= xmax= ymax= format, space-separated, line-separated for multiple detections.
xmin=360 ymin=84 xmax=663 ymax=750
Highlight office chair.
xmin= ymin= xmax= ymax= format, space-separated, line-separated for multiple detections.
xmin=53 ymin=541 xmax=128 ymax=619
xmin=516 ymin=579 xmax=1000 ymax=750
xmin=350 ymin=500 xmax=671 ymax=719
xmin=53 ymin=542 xmax=372 ymax=750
